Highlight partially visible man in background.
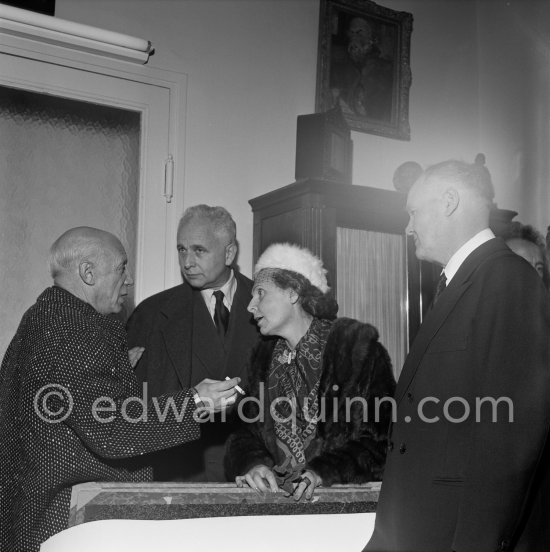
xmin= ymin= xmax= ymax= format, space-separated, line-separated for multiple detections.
xmin=0 ymin=226 xmax=240 ymax=551
xmin=503 ymin=220 xmax=548 ymax=286
xmin=127 ymin=205 xmax=258 ymax=481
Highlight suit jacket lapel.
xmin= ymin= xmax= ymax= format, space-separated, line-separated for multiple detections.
xmin=396 ymin=279 xmax=472 ymax=403
xmin=160 ymin=284 xmax=194 ymax=389
xmin=192 ymin=290 xmax=226 ymax=379
xmin=396 ymin=238 xmax=505 ymax=404
xmin=224 ymin=274 xmax=255 ymax=379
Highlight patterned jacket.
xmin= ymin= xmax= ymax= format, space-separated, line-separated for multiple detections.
xmin=0 ymin=286 xmax=200 ymax=551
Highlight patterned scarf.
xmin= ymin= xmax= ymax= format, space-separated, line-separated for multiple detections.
xmin=267 ymin=317 xmax=332 ymax=483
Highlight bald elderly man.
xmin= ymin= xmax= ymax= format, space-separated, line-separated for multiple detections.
xmin=0 ymin=227 xmax=240 ymax=552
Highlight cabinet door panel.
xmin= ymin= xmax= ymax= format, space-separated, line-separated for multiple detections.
xmin=336 ymin=227 xmax=408 ymax=378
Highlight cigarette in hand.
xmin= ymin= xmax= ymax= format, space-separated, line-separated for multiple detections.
xmin=225 ymin=376 xmax=246 ymax=396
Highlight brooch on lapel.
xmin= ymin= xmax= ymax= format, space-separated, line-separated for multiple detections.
xmin=278 ymin=349 xmax=297 ymax=365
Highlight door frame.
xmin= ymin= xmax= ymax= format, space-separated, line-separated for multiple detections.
xmin=0 ymin=32 xmax=187 ymax=302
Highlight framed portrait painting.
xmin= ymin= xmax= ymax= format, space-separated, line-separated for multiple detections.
xmin=315 ymin=0 xmax=413 ymax=140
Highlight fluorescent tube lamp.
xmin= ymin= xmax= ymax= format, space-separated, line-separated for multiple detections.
xmin=0 ymin=4 xmax=153 ymax=64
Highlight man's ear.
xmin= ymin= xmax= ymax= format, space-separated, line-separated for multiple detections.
xmin=225 ymin=242 xmax=237 ymax=266
xmin=79 ymin=261 xmax=95 ymax=286
xmin=443 ymin=187 xmax=460 ymax=216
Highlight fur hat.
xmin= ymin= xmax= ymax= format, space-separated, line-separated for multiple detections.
xmin=254 ymin=243 xmax=329 ymax=293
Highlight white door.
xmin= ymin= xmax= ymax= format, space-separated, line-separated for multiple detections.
xmin=0 ymin=50 xmax=182 ymax=355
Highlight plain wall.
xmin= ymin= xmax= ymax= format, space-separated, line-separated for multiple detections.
xmin=477 ymin=0 xmax=550 ymax=234
xmin=55 ymin=0 xmax=550 ymax=277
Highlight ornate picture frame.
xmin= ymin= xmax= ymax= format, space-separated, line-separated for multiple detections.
xmin=315 ymin=0 xmax=413 ymax=140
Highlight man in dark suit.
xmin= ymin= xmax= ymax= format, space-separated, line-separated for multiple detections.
xmin=127 ymin=204 xmax=259 ymax=482
xmin=365 ymin=160 xmax=550 ymax=551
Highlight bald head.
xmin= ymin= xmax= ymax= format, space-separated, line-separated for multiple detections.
xmin=50 ymin=227 xmax=121 ymax=280
xmin=406 ymin=160 xmax=495 ymax=265
xmin=420 ymin=160 xmax=494 ymax=207
xmin=49 ymin=227 xmax=132 ymax=315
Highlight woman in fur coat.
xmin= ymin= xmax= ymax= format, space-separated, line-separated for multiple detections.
xmin=224 ymin=243 xmax=396 ymax=501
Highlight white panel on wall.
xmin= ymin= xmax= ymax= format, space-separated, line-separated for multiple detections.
xmin=336 ymin=227 xmax=408 ymax=378
xmin=0 ymin=39 xmax=186 ymax=357
xmin=0 ymin=87 xmax=140 ymax=354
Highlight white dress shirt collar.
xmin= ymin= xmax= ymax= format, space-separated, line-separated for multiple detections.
xmin=444 ymin=228 xmax=495 ymax=285
xmin=201 ymin=269 xmax=237 ymax=319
